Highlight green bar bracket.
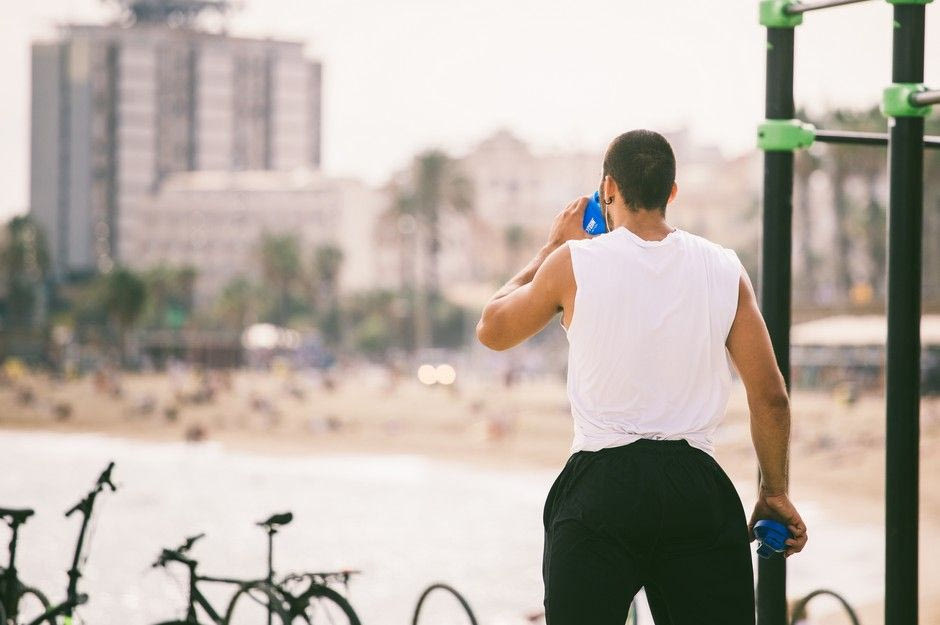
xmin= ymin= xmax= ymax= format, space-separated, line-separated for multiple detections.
xmin=886 ymin=0 xmax=932 ymax=5
xmin=758 ymin=119 xmax=816 ymax=151
xmin=760 ymin=0 xmax=804 ymax=27
xmin=882 ymin=83 xmax=933 ymax=118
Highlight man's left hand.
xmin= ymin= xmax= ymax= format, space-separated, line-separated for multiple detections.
xmin=547 ymin=197 xmax=593 ymax=249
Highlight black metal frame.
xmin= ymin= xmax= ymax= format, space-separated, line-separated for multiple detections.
xmin=761 ymin=3 xmax=933 ymax=624
xmin=884 ymin=5 xmax=926 ymax=623
xmin=758 ymin=24 xmax=794 ymax=625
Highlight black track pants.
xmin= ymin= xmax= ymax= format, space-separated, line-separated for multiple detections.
xmin=542 ymin=438 xmax=755 ymax=625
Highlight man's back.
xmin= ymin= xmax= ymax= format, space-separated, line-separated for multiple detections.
xmin=564 ymin=226 xmax=743 ymax=455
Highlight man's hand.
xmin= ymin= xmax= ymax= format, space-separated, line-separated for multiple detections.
xmin=748 ymin=492 xmax=808 ymax=557
xmin=546 ymin=197 xmax=593 ymax=249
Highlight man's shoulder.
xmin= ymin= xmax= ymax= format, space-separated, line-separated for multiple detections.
xmin=681 ymin=230 xmax=741 ymax=263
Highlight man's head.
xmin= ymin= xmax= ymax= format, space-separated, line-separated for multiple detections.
xmin=601 ymin=130 xmax=677 ymax=214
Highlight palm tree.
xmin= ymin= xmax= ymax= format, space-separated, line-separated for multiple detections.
xmin=407 ymin=151 xmax=473 ymax=350
xmin=215 ymin=275 xmax=255 ymax=330
xmin=411 ymin=151 xmax=474 ymax=295
xmin=100 ymin=267 xmax=146 ymax=364
xmin=258 ymin=233 xmax=302 ymax=326
xmin=0 ymin=216 xmax=50 ymax=327
xmin=311 ymin=243 xmax=344 ymax=345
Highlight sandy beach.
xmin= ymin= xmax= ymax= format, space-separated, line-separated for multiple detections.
xmin=2 ymin=367 xmax=939 ymax=624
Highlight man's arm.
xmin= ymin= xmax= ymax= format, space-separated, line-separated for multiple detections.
xmin=476 ymin=245 xmax=571 ymax=351
xmin=726 ymin=269 xmax=790 ymax=495
xmin=726 ymin=267 xmax=808 ymax=556
xmin=476 ymin=197 xmax=588 ymax=351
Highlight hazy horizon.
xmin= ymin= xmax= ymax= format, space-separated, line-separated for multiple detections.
xmin=2 ymin=0 xmax=938 ymax=220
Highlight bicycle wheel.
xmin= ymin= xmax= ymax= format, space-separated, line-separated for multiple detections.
xmin=290 ymin=584 xmax=360 ymax=625
xmin=17 ymin=586 xmax=54 ymax=625
xmin=411 ymin=583 xmax=478 ymax=625
xmin=224 ymin=582 xmax=290 ymax=625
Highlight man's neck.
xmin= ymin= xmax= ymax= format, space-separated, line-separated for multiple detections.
xmin=609 ymin=208 xmax=675 ymax=242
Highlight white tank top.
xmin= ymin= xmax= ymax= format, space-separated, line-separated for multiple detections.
xmin=563 ymin=225 xmax=743 ymax=457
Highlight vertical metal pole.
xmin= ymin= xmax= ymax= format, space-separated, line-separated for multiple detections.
xmin=758 ymin=25 xmax=793 ymax=625
xmin=885 ymin=4 xmax=925 ymax=624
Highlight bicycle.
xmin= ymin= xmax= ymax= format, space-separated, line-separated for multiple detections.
xmin=152 ymin=512 xmax=360 ymax=625
xmin=0 ymin=462 xmax=117 ymax=625
xmin=411 ymin=583 xmax=478 ymax=625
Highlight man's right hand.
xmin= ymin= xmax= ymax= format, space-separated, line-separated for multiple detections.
xmin=748 ymin=492 xmax=808 ymax=557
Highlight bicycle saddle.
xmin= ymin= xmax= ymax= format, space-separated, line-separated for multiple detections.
xmin=258 ymin=512 xmax=293 ymax=528
xmin=0 ymin=507 xmax=35 ymax=525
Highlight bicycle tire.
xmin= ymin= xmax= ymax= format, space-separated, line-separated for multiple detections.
xmin=411 ymin=583 xmax=478 ymax=625
xmin=224 ymin=582 xmax=290 ymax=625
xmin=17 ymin=586 xmax=54 ymax=625
xmin=291 ymin=584 xmax=360 ymax=625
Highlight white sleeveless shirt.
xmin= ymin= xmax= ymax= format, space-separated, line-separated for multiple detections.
xmin=563 ymin=225 xmax=743 ymax=457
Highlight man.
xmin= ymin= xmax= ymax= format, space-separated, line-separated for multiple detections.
xmin=476 ymin=130 xmax=807 ymax=624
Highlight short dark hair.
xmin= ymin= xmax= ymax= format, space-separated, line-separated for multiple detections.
xmin=602 ymin=130 xmax=676 ymax=212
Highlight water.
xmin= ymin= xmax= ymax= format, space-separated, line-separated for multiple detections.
xmin=0 ymin=431 xmax=882 ymax=624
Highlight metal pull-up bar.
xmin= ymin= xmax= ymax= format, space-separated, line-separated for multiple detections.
xmin=910 ymin=88 xmax=940 ymax=107
xmin=814 ymin=129 xmax=940 ymax=148
xmin=757 ymin=1 xmax=933 ymax=624
xmin=785 ymin=0 xmax=874 ymax=14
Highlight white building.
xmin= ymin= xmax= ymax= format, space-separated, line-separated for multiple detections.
xmin=30 ymin=18 xmax=322 ymax=279
xmin=131 ymin=169 xmax=385 ymax=306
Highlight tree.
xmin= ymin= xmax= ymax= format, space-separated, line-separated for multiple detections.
xmin=390 ymin=151 xmax=473 ymax=350
xmin=311 ymin=243 xmax=344 ymax=345
xmin=258 ymin=233 xmax=302 ymax=326
xmin=214 ymin=275 xmax=256 ymax=330
xmin=411 ymin=150 xmax=474 ymax=295
xmin=100 ymin=267 xmax=146 ymax=363
xmin=0 ymin=216 xmax=50 ymax=328
xmin=142 ymin=265 xmax=197 ymax=329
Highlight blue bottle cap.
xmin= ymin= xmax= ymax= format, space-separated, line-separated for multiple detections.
xmin=582 ymin=191 xmax=608 ymax=235
xmin=754 ymin=519 xmax=790 ymax=559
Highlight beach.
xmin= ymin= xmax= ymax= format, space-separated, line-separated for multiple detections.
xmin=1 ymin=368 xmax=939 ymax=624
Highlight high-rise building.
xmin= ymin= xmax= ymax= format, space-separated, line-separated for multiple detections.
xmin=30 ymin=8 xmax=322 ymax=279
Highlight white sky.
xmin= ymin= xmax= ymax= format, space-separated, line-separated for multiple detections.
xmin=1 ymin=0 xmax=939 ymax=220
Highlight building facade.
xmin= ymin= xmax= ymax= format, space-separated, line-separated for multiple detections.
xmin=131 ymin=170 xmax=385 ymax=306
xmin=30 ymin=21 xmax=322 ymax=279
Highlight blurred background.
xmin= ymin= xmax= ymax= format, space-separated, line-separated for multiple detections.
xmin=1 ymin=0 xmax=939 ymax=623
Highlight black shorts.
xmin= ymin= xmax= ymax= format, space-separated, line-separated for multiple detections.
xmin=542 ymin=438 xmax=755 ymax=625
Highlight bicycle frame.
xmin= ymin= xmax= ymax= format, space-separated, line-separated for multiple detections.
xmin=60 ymin=462 xmax=115 ymax=620
xmin=169 ymin=559 xmax=266 ymax=625
xmin=1 ymin=521 xmax=24 ymax=621
xmin=0 ymin=462 xmax=114 ymax=625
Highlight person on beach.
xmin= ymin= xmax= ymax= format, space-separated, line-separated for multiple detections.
xmin=476 ymin=130 xmax=808 ymax=624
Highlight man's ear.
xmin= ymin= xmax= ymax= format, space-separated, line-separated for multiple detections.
xmin=602 ymin=175 xmax=618 ymax=204
xmin=667 ymin=182 xmax=679 ymax=205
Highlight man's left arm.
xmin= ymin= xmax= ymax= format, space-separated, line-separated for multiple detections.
xmin=475 ymin=197 xmax=589 ymax=351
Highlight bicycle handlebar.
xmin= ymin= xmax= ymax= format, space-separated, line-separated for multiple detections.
xmin=152 ymin=533 xmax=205 ymax=568
xmin=179 ymin=533 xmax=205 ymax=553
xmin=152 ymin=548 xmax=192 ymax=568
xmin=96 ymin=462 xmax=117 ymax=491
xmin=65 ymin=461 xmax=118 ymax=518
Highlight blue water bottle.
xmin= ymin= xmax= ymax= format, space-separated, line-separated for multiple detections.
xmin=582 ymin=191 xmax=609 ymax=236
xmin=753 ymin=519 xmax=791 ymax=559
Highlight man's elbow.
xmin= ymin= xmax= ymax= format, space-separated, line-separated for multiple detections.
xmin=752 ymin=390 xmax=791 ymax=417
xmin=475 ymin=314 xmax=509 ymax=351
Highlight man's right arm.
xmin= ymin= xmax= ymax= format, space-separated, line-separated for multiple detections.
xmin=726 ymin=267 xmax=808 ymax=556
